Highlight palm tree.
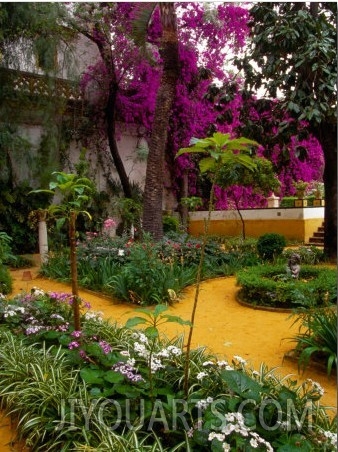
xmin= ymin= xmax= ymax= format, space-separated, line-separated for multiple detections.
xmin=142 ymin=3 xmax=179 ymax=240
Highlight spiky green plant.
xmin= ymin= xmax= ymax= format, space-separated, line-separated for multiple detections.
xmin=290 ymin=308 xmax=337 ymax=376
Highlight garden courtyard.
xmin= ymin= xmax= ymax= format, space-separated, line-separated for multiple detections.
xmin=1 ymin=255 xmax=336 ymax=451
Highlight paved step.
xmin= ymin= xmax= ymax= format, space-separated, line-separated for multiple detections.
xmin=306 ymin=222 xmax=325 ymax=247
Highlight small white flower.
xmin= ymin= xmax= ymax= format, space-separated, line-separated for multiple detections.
xmin=4 ymin=310 xmax=15 ymax=317
xmin=166 ymin=345 xmax=182 ymax=356
xmin=203 ymin=360 xmax=214 ymax=367
xmin=118 ymin=249 xmax=125 ymax=256
xmin=323 ymin=430 xmax=337 ymax=447
xmin=196 ymin=397 xmax=213 ymax=410
xmin=84 ymin=311 xmax=103 ymax=322
xmin=127 ymin=357 xmax=136 ymax=367
xmin=217 ymin=360 xmax=229 ymax=368
xmin=150 ymin=356 xmax=164 ymax=373
xmin=196 ymin=371 xmax=208 ymax=381
xmin=233 ymin=355 xmax=247 ymax=365
xmin=138 ymin=333 xmax=148 ymax=344
xmin=208 ymin=432 xmax=225 ymax=442
xmin=32 ymin=287 xmax=45 ymax=295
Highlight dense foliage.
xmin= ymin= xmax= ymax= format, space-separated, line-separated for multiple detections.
xmin=41 ymin=232 xmax=260 ymax=306
xmin=0 ymin=290 xmax=336 ymax=451
xmin=236 ymin=265 xmax=337 ymax=309
xmin=256 ymin=233 xmax=287 ymax=262
xmin=235 ymin=2 xmax=337 ymax=258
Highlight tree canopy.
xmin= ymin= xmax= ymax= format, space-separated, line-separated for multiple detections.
xmin=235 ymin=1 xmax=337 ymax=259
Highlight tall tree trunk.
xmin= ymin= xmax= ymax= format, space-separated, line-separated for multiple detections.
xmin=312 ymin=123 xmax=337 ymax=262
xmin=142 ymin=3 xmax=179 ymax=240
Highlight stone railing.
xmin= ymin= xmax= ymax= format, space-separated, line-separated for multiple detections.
xmin=0 ymin=67 xmax=82 ymax=101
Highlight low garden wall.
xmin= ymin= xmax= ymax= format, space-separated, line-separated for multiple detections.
xmin=188 ymin=207 xmax=324 ymax=243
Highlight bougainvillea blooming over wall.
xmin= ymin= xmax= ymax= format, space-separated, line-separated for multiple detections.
xmin=78 ymin=2 xmax=323 ymax=210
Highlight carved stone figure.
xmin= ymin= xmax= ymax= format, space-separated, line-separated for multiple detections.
xmin=287 ymin=253 xmax=301 ymax=278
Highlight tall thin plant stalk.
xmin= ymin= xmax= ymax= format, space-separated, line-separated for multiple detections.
xmin=176 ymin=132 xmax=258 ymax=396
xmin=29 ymin=171 xmax=94 ymax=331
xmin=183 ymin=179 xmax=216 ymax=396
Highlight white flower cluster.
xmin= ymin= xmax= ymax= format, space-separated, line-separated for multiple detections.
xmin=322 ymin=430 xmax=337 ymax=448
xmin=208 ymin=412 xmax=273 ymax=452
xmin=217 ymin=360 xmax=234 ymax=371
xmin=31 ymin=287 xmax=45 ymax=296
xmin=196 ymin=371 xmax=209 ymax=381
xmin=306 ymin=379 xmax=325 ymax=397
xmin=233 ymin=355 xmax=247 ymax=365
xmin=3 ymin=305 xmax=25 ymax=317
xmin=196 ymin=396 xmax=214 ymax=411
xmin=50 ymin=313 xmax=65 ymax=321
xmin=84 ymin=311 xmax=103 ymax=322
xmin=131 ymin=332 xmax=182 ymax=374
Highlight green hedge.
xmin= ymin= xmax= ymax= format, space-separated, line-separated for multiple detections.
xmin=236 ymin=264 xmax=337 ymax=309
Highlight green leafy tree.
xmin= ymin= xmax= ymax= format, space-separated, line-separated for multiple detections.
xmin=30 ymin=172 xmax=95 ymax=331
xmin=176 ymin=132 xmax=258 ymax=395
xmin=235 ymin=2 xmax=337 ymax=260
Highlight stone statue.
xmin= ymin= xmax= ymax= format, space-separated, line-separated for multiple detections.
xmin=287 ymin=253 xmax=301 ymax=278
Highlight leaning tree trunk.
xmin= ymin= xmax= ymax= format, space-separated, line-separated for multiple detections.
xmin=312 ymin=122 xmax=337 ymax=262
xmin=105 ymin=81 xmax=133 ymax=198
xmin=95 ymin=37 xmax=133 ymax=199
xmin=142 ymin=3 xmax=179 ymax=240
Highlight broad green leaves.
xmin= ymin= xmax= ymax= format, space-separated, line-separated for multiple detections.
xmin=29 ymin=171 xmax=94 ymax=220
xmin=176 ymin=132 xmax=259 ymax=176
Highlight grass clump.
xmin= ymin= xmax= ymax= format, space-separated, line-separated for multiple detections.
xmin=289 ymin=308 xmax=337 ymax=376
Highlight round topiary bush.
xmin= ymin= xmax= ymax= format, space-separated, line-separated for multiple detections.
xmin=236 ymin=264 xmax=337 ymax=309
xmin=257 ymin=233 xmax=286 ymax=261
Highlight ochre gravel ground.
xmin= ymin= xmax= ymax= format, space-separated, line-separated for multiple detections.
xmin=1 ymin=262 xmax=336 ymax=451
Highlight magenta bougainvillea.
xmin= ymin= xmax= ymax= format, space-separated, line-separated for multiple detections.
xmin=79 ymin=2 xmax=323 ymax=210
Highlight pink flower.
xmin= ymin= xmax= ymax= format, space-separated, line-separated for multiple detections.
xmin=68 ymin=341 xmax=80 ymax=350
xmin=103 ymin=218 xmax=117 ymax=229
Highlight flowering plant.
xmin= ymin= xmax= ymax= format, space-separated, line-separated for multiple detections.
xmin=312 ymin=181 xmax=324 ymax=198
xmin=103 ymin=217 xmax=117 ymax=230
xmin=292 ymin=180 xmax=309 ymax=192
xmin=0 ymin=288 xmax=91 ymax=336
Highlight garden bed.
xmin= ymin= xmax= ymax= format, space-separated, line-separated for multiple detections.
xmin=236 ymin=264 xmax=337 ymax=309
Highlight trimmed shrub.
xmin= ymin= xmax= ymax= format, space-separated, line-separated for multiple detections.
xmin=257 ymin=233 xmax=286 ymax=261
xmin=236 ymin=264 xmax=337 ymax=309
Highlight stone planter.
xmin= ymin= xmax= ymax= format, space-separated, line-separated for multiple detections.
xmin=313 ymin=199 xmax=325 ymax=207
xmin=294 ymin=199 xmax=307 ymax=207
